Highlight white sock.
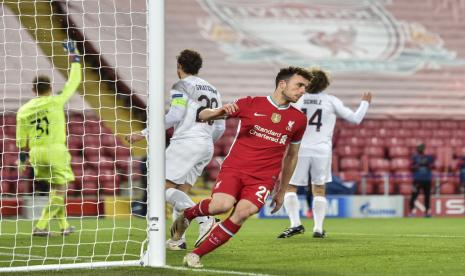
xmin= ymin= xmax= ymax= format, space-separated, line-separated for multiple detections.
xmin=165 ymin=188 xmax=208 ymax=224
xmin=284 ymin=192 xmax=301 ymax=228
xmin=312 ymin=196 xmax=327 ymax=233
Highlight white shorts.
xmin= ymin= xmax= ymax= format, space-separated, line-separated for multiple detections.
xmin=166 ymin=139 xmax=213 ymax=185
xmin=289 ymin=155 xmax=332 ymax=186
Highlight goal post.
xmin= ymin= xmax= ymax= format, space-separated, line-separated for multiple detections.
xmin=145 ymin=0 xmax=166 ymax=268
xmin=0 ymin=0 xmax=165 ymax=272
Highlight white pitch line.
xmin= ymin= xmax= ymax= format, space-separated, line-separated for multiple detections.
xmin=0 ymin=254 xmax=274 ymax=275
xmin=164 ymin=265 xmax=276 ymax=276
xmin=332 ymin=232 xmax=465 ymax=239
xmin=0 ymin=252 xmax=84 ymax=261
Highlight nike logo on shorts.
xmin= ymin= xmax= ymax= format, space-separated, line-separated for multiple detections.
xmin=254 ymin=112 xmax=267 ymax=117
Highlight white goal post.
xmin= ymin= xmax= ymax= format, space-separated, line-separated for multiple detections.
xmin=0 ymin=0 xmax=165 ymax=272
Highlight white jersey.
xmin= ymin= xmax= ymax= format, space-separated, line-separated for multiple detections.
xmin=295 ymin=92 xmax=369 ymax=157
xmin=170 ymin=75 xmax=222 ymax=141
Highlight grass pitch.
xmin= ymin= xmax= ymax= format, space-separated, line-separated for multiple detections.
xmin=1 ymin=217 xmax=465 ymax=275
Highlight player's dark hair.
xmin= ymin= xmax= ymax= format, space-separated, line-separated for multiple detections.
xmin=306 ymin=68 xmax=330 ymax=94
xmin=177 ymin=49 xmax=202 ymax=75
xmin=33 ymin=76 xmax=51 ymax=95
xmin=275 ymin=66 xmax=313 ymax=88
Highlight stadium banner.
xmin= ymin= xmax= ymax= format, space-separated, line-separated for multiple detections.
xmin=350 ymin=196 xmax=404 ymax=218
xmin=258 ymin=195 xmax=404 ymax=218
xmin=404 ymin=195 xmax=465 ymax=217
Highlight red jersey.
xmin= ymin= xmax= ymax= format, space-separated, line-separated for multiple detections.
xmin=222 ymin=96 xmax=307 ymax=179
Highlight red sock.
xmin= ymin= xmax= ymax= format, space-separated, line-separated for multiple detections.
xmin=193 ymin=218 xmax=241 ymax=257
xmin=184 ymin=198 xmax=211 ymax=221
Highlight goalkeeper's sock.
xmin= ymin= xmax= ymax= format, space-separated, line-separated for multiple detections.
xmin=184 ymin=199 xmax=211 ymax=221
xmin=192 ymin=218 xmax=240 ymax=257
xmin=35 ymin=190 xmax=61 ymax=230
xmin=283 ymin=192 xmax=301 ymax=228
xmin=312 ymin=196 xmax=327 ymax=233
xmin=55 ymin=196 xmax=69 ymax=230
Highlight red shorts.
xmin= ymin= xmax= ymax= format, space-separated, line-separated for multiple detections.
xmin=212 ymin=168 xmax=276 ymax=209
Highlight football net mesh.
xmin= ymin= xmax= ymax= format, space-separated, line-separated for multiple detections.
xmin=0 ymin=0 xmax=148 ymax=270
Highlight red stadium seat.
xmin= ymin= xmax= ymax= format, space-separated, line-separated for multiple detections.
xmin=433 ymin=130 xmax=451 ymax=138
xmin=357 ymin=128 xmax=374 ymax=137
xmin=390 ymin=158 xmax=411 ymax=172
xmin=392 ymin=171 xmax=412 ymax=185
xmin=428 ymin=138 xmax=444 ymax=147
xmin=398 ymin=183 xmax=412 ymax=195
xmin=361 ymin=120 xmax=381 ymax=129
xmin=381 ymin=120 xmax=401 ymax=129
xmin=377 ymin=182 xmax=395 ymax=194
xmin=405 ymin=137 xmax=424 ymax=147
xmin=364 ymin=146 xmax=385 ymax=158
xmin=337 ymin=146 xmax=362 ymax=158
xmin=440 ymin=183 xmax=456 ymax=194
xmin=400 ymin=120 xmax=420 ymax=129
xmin=386 ymin=137 xmax=405 ymax=147
xmin=339 ymin=128 xmax=356 ymax=137
xmin=369 ymin=158 xmax=390 ymax=172
xmin=100 ymin=134 xmax=117 ymax=147
xmin=449 ymin=138 xmax=463 ymax=147
xmin=67 ymin=121 xmax=85 ymax=135
xmin=416 ymin=129 xmax=432 ymax=138
xmin=452 ymin=130 xmax=465 ymax=137
xmin=440 ymin=121 xmax=459 ymax=129
xmin=393 ymin=129 xmax=413 ymax=138
xmin=421 ymin=121 xmax=440 ymax=129
xmin=338 ymin=170 xmax=362 ymax=182
xmin=366 ymin=137 xmax=385 ymax=147
xmin=339 ymin=157 xmax=362 ymax=171
xmin=372 ymin=128 xmax=393 ymax=138
xmin=388 ymin=146 xmax=410 ymax=158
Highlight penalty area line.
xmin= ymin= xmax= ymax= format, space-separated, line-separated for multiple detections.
xmin=332 ymin=232 xmax=465 ymax=239
xmin=164 ymin=265 xmax=276 ymax=276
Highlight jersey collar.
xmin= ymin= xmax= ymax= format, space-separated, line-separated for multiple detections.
xmin=267 ymin=96 xmax=290 ymax=110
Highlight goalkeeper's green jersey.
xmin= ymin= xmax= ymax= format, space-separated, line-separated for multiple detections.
xmin=16 ymin=62 xmax=82 ymax=150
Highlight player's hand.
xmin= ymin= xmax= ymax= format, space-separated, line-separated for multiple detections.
xmin=362 ymin=92 xmax=372 ymax=104
xmin=270 ymin=191 xmax=285 ymax=214
xmin=221 ymin=103 xmax=239 ymax=116
xmin=63 ymin=40 xmax=79 ymax=54
xmin=15 ymin=159 xmax=28 ymax=174
xmin=63 ymin=40 xmax=81 ymax=62
xmin=125 ymin=133 xmax=145 ymax=143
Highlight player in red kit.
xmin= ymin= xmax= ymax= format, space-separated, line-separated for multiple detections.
xmin=170 ymin=67 xmax=313 ymax=268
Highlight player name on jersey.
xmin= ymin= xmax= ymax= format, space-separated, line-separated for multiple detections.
xmin=304 ymin=99 xmax=322 ymax=105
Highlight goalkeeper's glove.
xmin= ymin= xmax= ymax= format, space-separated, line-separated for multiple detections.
xmin=62 ymin=40 xmax=81 ymax=62
xmin=16 ymin=152 xmax=29 ymax=174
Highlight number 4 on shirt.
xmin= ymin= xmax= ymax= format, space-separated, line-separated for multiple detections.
xmin=301 ymin=108 xmax=322 ymax=132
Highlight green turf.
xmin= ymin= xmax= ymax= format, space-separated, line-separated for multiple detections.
xmin=1 ymin=217 xmax=465 ymax=275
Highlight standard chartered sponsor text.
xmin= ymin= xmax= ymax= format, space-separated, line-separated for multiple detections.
xmin=249 ymin=124 xmax=282 ymax=143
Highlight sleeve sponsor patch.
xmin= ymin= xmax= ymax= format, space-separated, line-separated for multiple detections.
xmin=171 ymin=93 xmax=183 ymax=98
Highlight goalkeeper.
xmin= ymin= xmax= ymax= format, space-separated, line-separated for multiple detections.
xmin=16 ymin=41 xmax=82 ymax=236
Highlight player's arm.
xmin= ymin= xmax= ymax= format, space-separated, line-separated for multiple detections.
xmin=199 ymin=103 xmax=239 ymax=121
xmin=165 ymin=94 xmax=187 ymax=129
xmin=212 ymin=119 xmax=225 ymax=142
xmin=270 ymin=142 xmax=301 ymax=214
xmin=57 ymin=40 xmax=82 ymax=104
xmin=334 ymin=92 xmax=372 ymax=124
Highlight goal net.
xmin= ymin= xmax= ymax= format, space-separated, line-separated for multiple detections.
xmin=0 ymin=0 xmax=164 ymax=272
